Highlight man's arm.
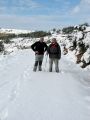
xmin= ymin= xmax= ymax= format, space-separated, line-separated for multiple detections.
xmin=31 ymin=42 xmax=37 ymax=51
xmin=47 ymin=44 xmax=51 ymax=54
xmin=58 ymin=44 xmax=61 ymax=59
xmin=44 ymin=43 xmax=48 ymax=52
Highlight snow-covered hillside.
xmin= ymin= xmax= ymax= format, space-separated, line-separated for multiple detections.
xmin=2 ymin=37 xmax=37 ymax=55
xmin=85 ymin=27 xmax=90 ymax=32
xmin=56 ymin=26 xmax=90 ymax=68
xmin=0 ymin=28 xmax=33 ymax=34
xmin=0 ymin=49 xmax=90 ymax=120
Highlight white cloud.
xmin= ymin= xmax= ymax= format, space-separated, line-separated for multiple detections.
xmin=0 ymin=0 xmax=90 ymax=30
xmin=83 ymin=0 xmax=90 ymax=4
xmin=18 ymin=0 xmax=40 ymax=8
xmin=72 ymin=0 xmax=90 ymax=14
xmin=0 ymin=0 xmax=40 ymax=12
xmin=0 ymin=0 xmax=74 ymax=30
xmin=72 ymin=6 xmax=80 ymax=13
xmin=70 ymin=0 xmax=90 ymax=25
xmin=0 ymin=0 xmax=42 ymax=17
xmin=0 ymin=14 xmax=71 ymax=30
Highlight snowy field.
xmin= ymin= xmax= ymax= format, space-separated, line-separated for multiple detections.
xmin=0 ymin=49 xmax=90 ymax=120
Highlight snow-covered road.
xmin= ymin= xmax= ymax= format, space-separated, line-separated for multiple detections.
xmin=0 ymin=49 xmax=90 ymax=120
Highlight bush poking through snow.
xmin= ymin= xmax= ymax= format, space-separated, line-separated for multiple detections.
xmin=0 ymin=41 xmax=4 ymax=52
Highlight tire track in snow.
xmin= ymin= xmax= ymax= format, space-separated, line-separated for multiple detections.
xmin=0 ymin=65 xmax=33 ymax=120
xmin=0 ymin=81 xmax=10 ymax=89
xmin=0 ymin=50 xmax=34 ymax=120
xmin=0 ymin=76 xmax=22 ymax=120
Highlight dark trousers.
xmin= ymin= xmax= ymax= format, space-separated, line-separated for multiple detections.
xmin=34 ymin=61 xmax=42 ymax=67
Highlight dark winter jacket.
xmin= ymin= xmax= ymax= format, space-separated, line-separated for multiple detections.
xmin=31 ymin=41 xmax=48 ymax=55
xmin=47 ymin=42 xmax=61 ymax=59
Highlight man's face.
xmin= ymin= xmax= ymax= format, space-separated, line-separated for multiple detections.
xmin=40 ymin=38 xmax=44 ymax=42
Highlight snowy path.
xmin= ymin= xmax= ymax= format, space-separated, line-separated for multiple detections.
xmin=0 ymin=49 xmax=90 ymax=120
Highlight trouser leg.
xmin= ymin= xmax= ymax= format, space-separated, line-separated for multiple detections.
xmin=38 ymin=55 xmax=43 ymax=71
xmin=49 ymin=58 xmax=53 ymax=72
xmin=54 ymin=59 xmax=59 ymax=72
xmin=33 ymin=55 xmax=39 ymax=71
xmin=38 ymin=61 xmax=42 ymax=71
xmin=35 ymin=61 xmax=38 ymax=66
xmin=39 ymin=61 xmax=42 ymax=66
xmin=33 ymin=61 xmax=38 ymax=71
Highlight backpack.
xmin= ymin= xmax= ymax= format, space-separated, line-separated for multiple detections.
xmin=49 ymin=43 xmax=58 ymax=54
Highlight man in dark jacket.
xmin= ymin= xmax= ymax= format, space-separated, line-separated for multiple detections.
xmin=47 ymin=38 xmax=61 ymax=72
xmin=31 ymin=37 xmax=48 ymax=71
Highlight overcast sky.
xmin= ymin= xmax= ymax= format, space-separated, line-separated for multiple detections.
xmin=0 ymin=0 xmax=90 ymax=30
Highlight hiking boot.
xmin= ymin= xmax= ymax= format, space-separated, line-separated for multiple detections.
xmin=38 ymin=66 xmax=42 ymax=71
xmin=33 ymin=66 xmax=37 ymax=72
xmin=56 ymin=68 xmax=59 ymax=73
xmin=49 ymin=68 xmax=52 ymax=72
xmin=56 ymin=70 xmax=59 ymax=73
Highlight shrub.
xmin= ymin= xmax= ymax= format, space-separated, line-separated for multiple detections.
xmin=18 ymin=31 xmax=51 ymax=38
xmin=4 ymin=38 xmax=11 ymax=44
xmin=62 ymin=26 xmax=74 ymax=34
xmin=0 ymin=41 xmax=4 ymax=52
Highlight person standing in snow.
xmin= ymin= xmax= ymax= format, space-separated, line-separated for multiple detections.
xmin=31 ymin=37 xmax=48 ymax=71
xmin=47 ymin=38 xmax=61 ymax=73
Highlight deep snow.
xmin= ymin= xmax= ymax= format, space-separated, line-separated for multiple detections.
xmin=0 ymin=49 xmax=90 ymax=120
